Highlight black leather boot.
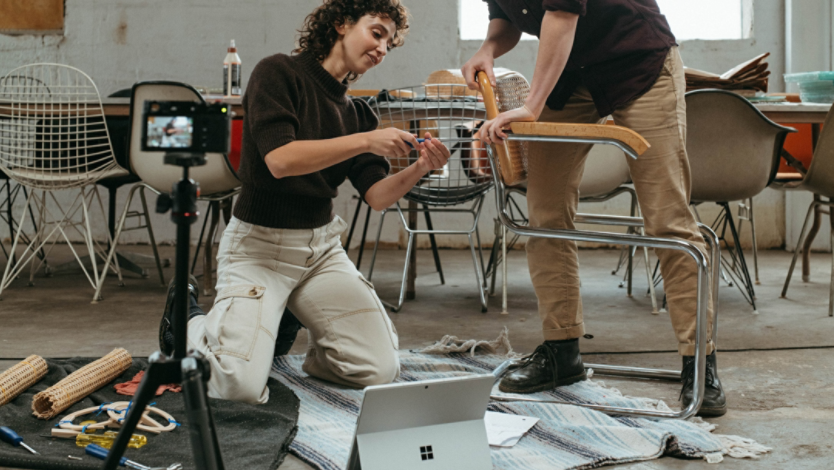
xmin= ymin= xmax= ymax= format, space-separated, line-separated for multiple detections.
xmin=499 ymin=339 xmax=587 ymax=394
xmin=680 ymin=352 xmax=727 ymax=417
xmin=274 ymin=308 xmax=305 ymax=357
xmin=158 ymin=274 xmax=201 ymax=356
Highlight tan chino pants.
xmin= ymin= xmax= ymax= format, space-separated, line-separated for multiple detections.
xmin=526 ymin=47 xmax=715 ymax=356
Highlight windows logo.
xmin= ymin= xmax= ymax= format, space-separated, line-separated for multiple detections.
xmin=420 ymin=445 xmax=434 ymax=461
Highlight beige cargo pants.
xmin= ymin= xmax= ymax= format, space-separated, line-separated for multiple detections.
xmin=187 ymin=215 xmax=400 ymax=404
xmin=526 ymin=47 xmax=715 ymax=356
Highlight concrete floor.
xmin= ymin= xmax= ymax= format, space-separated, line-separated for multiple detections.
xmin=1 ymin=245 xmax=833 ymax=469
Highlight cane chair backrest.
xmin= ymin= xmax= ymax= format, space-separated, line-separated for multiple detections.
xmin=0 ymin=64 xmax=121 ymax=190
xmin=370 ymin=84 xmax=493 ymax=206
xmin=478 ymin=71 xmax=530 ymax=187
xmin=129 ymin=82 xmax=240 ymax=196
xmin=685 ymin=90 xmax=795 ymax=203
xmin=801 ymin=106 xmax=834 ymax=199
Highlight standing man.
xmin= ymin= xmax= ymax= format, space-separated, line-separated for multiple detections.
xmin=461 ymin=0 xmax=725 ymax=416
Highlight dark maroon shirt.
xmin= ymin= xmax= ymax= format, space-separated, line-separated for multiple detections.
xmin=485 ymin=0 xmax=676 ymax=116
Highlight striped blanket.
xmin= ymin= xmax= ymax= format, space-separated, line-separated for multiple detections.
xmin=270 ymin=352 xmax=766 ymax=470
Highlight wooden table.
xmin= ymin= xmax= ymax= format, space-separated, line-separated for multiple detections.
xmin=99 ymin=96 xmax=244 ymax=117
xmin=755 ymin=102 xmax=831 ymax=281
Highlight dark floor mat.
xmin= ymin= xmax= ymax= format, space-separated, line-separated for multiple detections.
xmin=0 ymin=357 xmax=299 ymax=470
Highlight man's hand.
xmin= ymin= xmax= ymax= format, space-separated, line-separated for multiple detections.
xmin=414 ymin=132 xmax=451 ymax=173
xmin=461 ymin=51 xmax=496 ymax=91
xmin=478 ymin=106 xmax=536 ymax=144
xmin=364 ymin=127 xmax=422 ymax=157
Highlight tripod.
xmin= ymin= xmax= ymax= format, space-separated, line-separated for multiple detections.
xmin=103 ymin=153 xmax=225 ymax=470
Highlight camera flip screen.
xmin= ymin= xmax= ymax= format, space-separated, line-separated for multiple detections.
xmin=141 ymin=100 xmax=231 ymax=153
xmin=146 ymin=116 xmax=194 ymax=149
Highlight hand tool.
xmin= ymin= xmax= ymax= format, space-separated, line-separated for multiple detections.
xmin=86 ymin=443 xmax=182 ymax=470
xmin=0 ymin=426 xmax=38 ymax=455
xmin=405 ymin=137 xmax=427 ymax=149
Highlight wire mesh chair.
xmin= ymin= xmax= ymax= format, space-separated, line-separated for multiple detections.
xmin=478 ymin=71 xmax=721 ymax=419
xmin=0 ymin=63 xmax=128 ymax=298
xmin=366 ymin=84 xmax=492 ymax=312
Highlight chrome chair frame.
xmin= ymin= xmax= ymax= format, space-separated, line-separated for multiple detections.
xmin=368 ymin=196 xmax=489 ymax=312
xmin=487 ymin=135 xmax=720 ymax=419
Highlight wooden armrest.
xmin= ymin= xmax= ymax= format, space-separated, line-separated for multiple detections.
xmin=509 ymin=122 xmax=651 ymax=156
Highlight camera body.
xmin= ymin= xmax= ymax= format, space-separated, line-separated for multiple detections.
xmin=141 ymin=100 xmax=231 ymax=154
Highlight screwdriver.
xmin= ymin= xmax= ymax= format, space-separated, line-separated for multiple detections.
xmin=85 ymin=443 xmax=182 ymax=470
xmin=75 ymin=431 xmax=147 ymax=449
xmin=0 ymin=426 xmax=39 ymax=455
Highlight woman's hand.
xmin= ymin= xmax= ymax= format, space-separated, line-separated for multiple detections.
xmin=478 ymin=106 xmax=537 ymax=144
xmin=414 ymin=132 xmax=451 ymax=174
xmin=364 ymin=127 xmax=422 ymax=157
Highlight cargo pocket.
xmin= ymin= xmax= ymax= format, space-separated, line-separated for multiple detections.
xmin=358 ymin=275 xmax=399 ymax=350
xmin=206 ymin=285 xmax=266 ymax=361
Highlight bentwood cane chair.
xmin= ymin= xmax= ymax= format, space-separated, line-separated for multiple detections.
xmin=0 ymin=64 xmax=127 ymax=299
xmin=780 ymin=106 xmax=834 ymax=316
xmin=477 ymin=71 xmax=720 ymax=419
xmin=367 ymin=84 xmax=493 ymax=312
xmin=93 ymin=81 xmax=240 ymax=302
xmin=484 ymin=143 xmax=659 ymax=315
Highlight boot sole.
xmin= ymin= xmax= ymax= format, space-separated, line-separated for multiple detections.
xmin=696 ymin=404 xmax=727 ymax=417
xmin=498 ymin=370 xmax=588 ymax=394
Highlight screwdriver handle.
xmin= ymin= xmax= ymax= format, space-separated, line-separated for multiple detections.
xmin=0 ymin=427 xmax=23 ymax=446
xmin=86 ymin=444 xmax=127 ymax=466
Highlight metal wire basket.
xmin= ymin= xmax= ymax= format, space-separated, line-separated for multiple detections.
xmin=368 ymin=84 xmax=492 ymax=206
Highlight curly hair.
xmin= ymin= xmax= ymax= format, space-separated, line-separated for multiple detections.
xmin=294 ymin=0 xmax=409 ymax=82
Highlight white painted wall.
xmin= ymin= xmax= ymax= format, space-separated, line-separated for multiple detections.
xmin=0 ymin=0 xmax=819 ymax=252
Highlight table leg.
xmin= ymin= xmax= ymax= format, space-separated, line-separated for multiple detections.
xmin=407 ymin=201 xmax=417 ymax=300
xmin=802 ymin=124 xmax=823 ymax=282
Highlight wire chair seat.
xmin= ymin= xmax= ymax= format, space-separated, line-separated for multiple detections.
xmin=0 ymin=65 xmax=125 ymax=190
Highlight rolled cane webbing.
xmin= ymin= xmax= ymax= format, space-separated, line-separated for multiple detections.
xmin=477 ymin=71 xmax=530 ymax=187
xmin=0 ymin=355 xmax=48 ymax=406
xmin=32 ymin=348 xmax=132 ymax=419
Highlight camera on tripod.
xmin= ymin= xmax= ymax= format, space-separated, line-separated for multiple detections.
xmin=141 ymin=100 xmax=231 ymax=154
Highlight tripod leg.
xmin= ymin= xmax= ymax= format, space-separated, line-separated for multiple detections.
xmin=104 ymin=359 xmax=178 ymax=470
xmin=182 ymin=356 xmax=225 ymax=470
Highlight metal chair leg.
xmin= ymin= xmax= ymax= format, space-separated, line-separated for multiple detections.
xmin=423 ymin=207 xmax=444 ymax=284
xmin=367 ymin=209 xmax=388 ymax=281
xmin=139 ymin=186 xmax=165 ymax=287
xmin=781 ymin=200 xmax=817 ymax=298
xmin=467 ymin=232 xmax=488 ymax=313
xmin=382 ymin=231 xmax=413 ymax=313
xmin=749 ymin=198 xmax=760 ymax=285
xmin=356 ymin=205 xmax=373 ymax=270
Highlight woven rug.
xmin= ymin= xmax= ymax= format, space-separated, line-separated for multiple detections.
xmin=270 ymin=349 xmax=769 ymax=470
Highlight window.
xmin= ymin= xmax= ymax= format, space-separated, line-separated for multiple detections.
xmin=459 ymin=0 xmax=745 ymax=41
xmin=459 ymin=0 xmax=536 ymax=40
xmin=656 ymin=0 xmax=744 ymax=40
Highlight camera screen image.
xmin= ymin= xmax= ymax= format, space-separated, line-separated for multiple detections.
xmin=146 ymin=116 xmax=193 ymax=149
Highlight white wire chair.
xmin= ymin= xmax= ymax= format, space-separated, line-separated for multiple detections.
xmin=0 ymin=63 xmax=127 ymax=298
xmin=366 ymin=84 xmax=492 ymax=312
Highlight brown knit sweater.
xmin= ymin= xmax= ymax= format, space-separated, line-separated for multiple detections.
xmin=233 ymin=51 xmax=389 ymax=229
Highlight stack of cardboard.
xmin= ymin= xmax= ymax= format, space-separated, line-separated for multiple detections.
xmin=684 ymin=52 xmax=770 ymax=93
